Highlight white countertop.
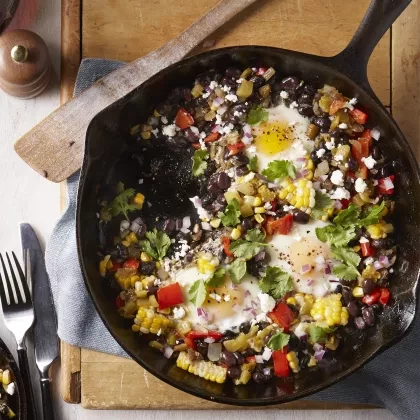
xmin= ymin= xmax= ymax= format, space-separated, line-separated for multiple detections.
xmin=0 ymin=1 xmax=397 ymax=419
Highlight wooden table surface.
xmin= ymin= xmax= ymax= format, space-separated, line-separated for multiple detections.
xmin=56 ymin=0 xmax=420 ymax=414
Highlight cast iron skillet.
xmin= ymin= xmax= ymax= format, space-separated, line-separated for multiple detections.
xmin=77 ymin=0 xmax=420 ymax=405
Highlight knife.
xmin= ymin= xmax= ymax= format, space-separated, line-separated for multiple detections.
xmin=20 ymin=223 xmax=58 ymax=420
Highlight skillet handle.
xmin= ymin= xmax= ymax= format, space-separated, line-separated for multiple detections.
xmin=325 ymin=0 xmax=412 ymax=95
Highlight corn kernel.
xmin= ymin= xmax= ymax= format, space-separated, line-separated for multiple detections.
xmin=279 ymin=189 xmax=288 ymax=199
xmin=254 ymin=206 xmax=266 ymax=214
xmin=231 ymin=228 xmax=241 ymax=240
xmin=141 ymin=252 xmax=152 ymax=262
xmin=133 ymin=193 xmax=145 ymax=208
xmin=121 ymin=240 xmax=130 ymax=247
xmin=153 ymin=109 xmax=161 ymax=117
xmin=352 ymin=287 xmax=364 ymax=298
xmin=306 ymin=159 xmax=314 ymax=170
xmin=367 ymin=224 xmax=382 ymax=239
xmin=287 ymin=184 xmax=295 ymax=193
xmin=2 ymin=370 xmax=11 ymax=386
xmin=286 ymin=297 xmax=297 ymax=305
xmin=305 ymin=170 xmax=314 ymax=180
xmin=132 ymin=325 xmax=140 ymax=332
xmin=210 ymin=219 xmax=221 ymax=228
xmin=254 ymin=214 xmax=264 ymax=223
xmin=295 ymin=198 xmax=304 ymax=208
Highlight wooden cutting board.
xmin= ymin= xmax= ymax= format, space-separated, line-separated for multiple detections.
xmin=59 ymin=0 xmax=420 ymax=410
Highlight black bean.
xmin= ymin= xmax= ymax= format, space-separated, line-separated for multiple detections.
xmin=231 ymin=154 xmax=249 ymax=167
xmin=372 ymin=146 xmax=382 ymax=160
xmin=257 ymin=321 xmax=271 ymax=330
xmin=140 ymin=261 xmax=156 ymax=276
xmin=377 ymin=164 xmax=392 ymax=178
xmin=312 ymin=116 xmax=331 ymax=132
xmin=371 ymin=238 xmax=394 ymax=249
xmin=236 ymin=165 xmax=250 ymax=176
xmin=303 ymin=83 xmax=317 ymax=95
xmin=216 ymin=172 xmax=231 ymax=190
xmin=371 ymin=303 xmax=383 ymax=314
xmin=184 ymin=128 xmax=199 ymax=143
xmin=227 ymin=366 xmax=242 ymax=379
xmin=216 ymin=194 xmax=227 ymax=206
xmin=300 ymin=353 xmax=311 ymax=369
xmin=293 ymin=210 xmax=310 ymax=224
xmin=195 ymin=340 xmax=208 ymax=357
xmin=252 ymin=371 xmax=269 ymax=384
xmin=220 ymin=76 xmax=236 ymax=89
xmin=162 ymin=218 xmax=175 ymax=233
xmin=392 ymin=159 xmax=402 ymax=172
xmin=249 ymin=75 xmax=266 ymax=89
xmin=280 ymin=76 xmax=300 ymax=91
xmin=310 ymin=150 xmax=321 ymax=165
xmin=362 ymin=306 xmax=375 ymax=326
xmin=241 ymin=348 xmax=256 ymax=358
xmin=347 ymin=301 xmax=360 ymax=317
xmin=239 ymin=322 xmax=251 ymax=334
xmin=298 ymin=93 xmax=314 ymax=105
xmin=330 ymin=128 xmax=350 ymax=145
xmin=241 ymin=218 xmax=254 ymax=233
xmin=362 ymin=278 xmax=376 ymax=295
xmin=354 ymin=316 xmax=366 ymax=330
xmin=225 ymin=67 xmax=241 ymax=79
xmin=347 ymin=156 xmax=359 ymax=172
xmin=220 ymin=351 xmax=237 ymax=367
xmin=254 ymin=251 xmax=267 ymax=262
xmin=208 ymin=174 xmax=221 ymax=194
xmin=201 ymin=193 xmax=213 ymax=208
xmin=335 ymin=284 xmax=343 ymax=293
xmin=146 ymin=285 xmax=158 ymax=296
xmin=116 ymin=243 xmax=128 ymax=260
xmin=234 ymin=352 xmax=245 ymax=366
xmin=298 ymin=103 xmax=314 ymax=117
xmin=341 ymin=287 xmax=353 ymax=304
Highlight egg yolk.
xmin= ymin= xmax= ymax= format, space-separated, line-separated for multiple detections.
xmin=254 ymin=121 xmax=294 ymax=155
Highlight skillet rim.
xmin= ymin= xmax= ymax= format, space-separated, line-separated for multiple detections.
xmin=76 ymin=45 xmax=420 ymax=406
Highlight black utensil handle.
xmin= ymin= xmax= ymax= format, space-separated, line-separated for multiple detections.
xmin=17 ymin=347 xmax=38 ymax=420
xmin=40 ymin=374 xmax=55 ymax=420
xmin=326 ymin=0 xmax=412 ymax=94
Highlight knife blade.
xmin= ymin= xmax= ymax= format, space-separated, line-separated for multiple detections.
xmin=20 ymin=223 xmax=58 ymax=420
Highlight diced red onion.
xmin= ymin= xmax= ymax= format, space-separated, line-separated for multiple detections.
xmin=207 ymin=343 xmax=222 ymax=362
xmin=301 ymin=168 xmax=309 ymax=176
xmin=294 ymin=171 xmax=303 ymax=180
xmin=320 ymin=175 xmax=328 ymax=181
xmin=255 ymin=355 xmax=264 ymax=364
xmin=182 ymin=216 xmax=191 ymax=229
xmin=163 ymin=346 xmax=174 ymax=359
xmin=212 ymin=98 xmax=224 ymax=108
xmin=212 ymin=125 xmax=221 ymax=133
xmin=205 ymin=86 xmax=212 ymax=93
xmin=371 ymin=128 xmax=381 ymax=140
xmin=243 ymin=124 xmax=252 ymax=136
xmin=204 ymin=337 xmax=215 ymax=344
xmin=231 ymin=282 xmax=238 ymax=290
xmin=120 ymin=220 xmax=130 ymax=231
xmin=314 ymin=349 xmax=326 ymax=360
xmin=268 ymin=182 xmax=278 ymax=189
xmin=296 ymin=157 xmax=307 ymax=163
xmin=256 ymin=174 xmax=269 ymax=182
xmin=383 ymin=177 xmax=394 ymax=191
xmin=201 ymin=222 xmax=212 ymax=231
xmin=250 ymin=309 xmax=257 ymax=317
xmin=325 ymin=266 xmax=331 ymax=274
xmin=294 ymin=324 xmax=307 ymax=339
xmin=232 ymin=303 xmax=240 ymax=312
xmin=262 ymin=348 xmax=272 ymax=361
xmin=301 ymin=264 xmax=311 ymax=274
xmin=245 ymin=290 xmax=251 ymax=298
xmin=250 ymin=300 xmax=259 ymax=310
xmin=379 ymin=255 xmax=391 ymax=268
xmin=373 ymin=261 xmax=383 ymax=270
xmin=313 ymin=343 xmax=323 ymax=352
xmin=306 ymin=278 xmax=314 ymax=286
xmin=175 ymin=219 xmax=183 ymax=230
xmin=263 ymin=368 xmax=271 ymax=376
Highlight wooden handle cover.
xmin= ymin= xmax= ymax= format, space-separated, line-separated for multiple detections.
xmin=14 ymin=0 xmax=257 ymax=182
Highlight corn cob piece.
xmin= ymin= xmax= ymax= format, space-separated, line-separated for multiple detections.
xmin=286 ymin=351 xmax=301 ymax=373
xmin=278 ymin=176 xmax=316 ymax=214
xmin=176 ymin=352 xmax=227 ymax=384
xmin=133 ymin=307 xmax=172 ymax=334
xmin=310 ymin=293 xmax=349 ymax=326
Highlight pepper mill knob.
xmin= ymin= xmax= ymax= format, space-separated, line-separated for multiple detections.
xmin=0 ymin=29 xmax=52 ymax=99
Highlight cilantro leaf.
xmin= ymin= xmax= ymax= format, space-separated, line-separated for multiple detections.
xmin=308 ymin=325 xmax=329 ymax=344
xmin=188 ymin=280 xmax=207 ymax=307
xmin=140 ymin=229 xmax=171 ymax=260
xmin=206 ymin=268 xmax=226 ymax=288
xmin=192 ymin=149 xmax=209 ymax=177
xmin=230 ymin=239 xmax=267 ymax=260
xmin=247 ymin=105 xmax=269 ymax=125
xmin=219 ymin=199 xmax=241 ymax=227
xmin=247 ymin=156 xmax=258 ymax=172
xmin=333 ymin=204 xmax=360 ymax=226
xmin=245 ymin=229 xmax=265 ymax=243
xmin=316 ymin=225 xmax=356 ymax=247
xmin=227 ymin=259 xmax=247 ymax=284
xmin=333 ymin=263 xmax=360 ymax=281
xmin=109 ymin=187 xmax=137 ymax=220
xmin=359 ymin=201 xmax=385 ymax=226
xmin=311 ymin=191 xmax=333 ymax=220
xmin=267 ymin=332 xmax=290 ymax=350
xmin=261 ymin=160 xmax=296 ymax=182
xmin=331 ymin=245 xmax=361 ymax=268
xmin=259 ymin=266 xmax=293 ymax=299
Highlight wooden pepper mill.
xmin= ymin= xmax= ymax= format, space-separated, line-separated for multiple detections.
xmin=0 ymin=29 xmax=52 ymax=99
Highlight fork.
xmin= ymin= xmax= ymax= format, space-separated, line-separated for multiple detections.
xmin=0 ymin=252 xmax=38 ymax=420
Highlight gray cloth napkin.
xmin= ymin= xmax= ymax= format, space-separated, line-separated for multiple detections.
xmin=45 ymin=58 xmax=420 ymax=419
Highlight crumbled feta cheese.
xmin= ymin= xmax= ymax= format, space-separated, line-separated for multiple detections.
xmin=355 ymin=178 xmax=368 ymax=193
xmin=190 ymin=196 xmax=211 ymax=220
xmin=349 ymin=97 xmax=358 ymax=105
xmin=5 ymin=383 xmax=15 ymax=396
xmin=330 ymin=170 xmax=344 ymax=186
xmin=290 ymin=101 xmax=298 ymax=109
xmin=258 ymin=293 xmax=276 ymax=312
xmin=242 ymin=172 xmax=255 ymax=182
xmin=334 ymin=154 xmax=344 ymax=162
xmin=264 ymin=202 xmax=272 ymax=210
xmin=390 ymin=268 xmax=394 ymax=273
xmin=215 ymin=114 xmax=223 ymax=125
xmin=330 ymin=187 xmax=351 ymax=200
xmin=254 ymin=313 xmax=271 ymax=324
xmin=247 ymin=145 xmax=257 ymax=155
xmin=154 ymin=278 xmax=162 ymax=286
xmin=151 ymin=128 xmax=159 ymax=136
xmin=222 ymin=125 xmax=233 ymax=134
xmin=236 ymin=78 xmax=243 ymax=84
xmin=209 ymin=292 xmax=222 ymax=302
xmin=373 ymin=179 xmax=379 ymax=186
xmin=262 ymin=347 xmax=273 ymax=361
xmin=138 ymin=179 xmax=144 ymax=184
xmin=190 ymin=126 xmax=199 ymax=135
xmin=162 ymin=124 xmax=176 ymax=137
xmin=362 ymin=156 xmax=376 ymax=169
xmin=200 ymin=131 xmax=207 ymax=139
xmin=225 ymin=93 xmax=238 ymax=102
xmin=283 ymin=205 xmax=295 ymax=212
xmin=315 ymin=255 xmax=325 ymax=264
xmin=359 ymin=236 xmax=369 ymax=244
xmin=173 ymin=307 xmax=186 ymax=319
xmin=202 ymin=92 xmax=210 ymax=99
xmin=173 ymin=240 xmax=190 ymax=261
xmin=209 ymin=81 xmax=218 ymax=90
xmin=224 ymin=294 xmax=231 ymax=302
xmin=161 ymin=116 xmax=168 ymax=124
xmin=316 ymin=148 xmax=326 ymax=158
xmin=364 ymin=257 xmax=374 ymax=266
xmin=222 ymin=85 xmax=231 ymax=92
xmin=338 ymin=123 xmax=348 ymax=129
xmin=199 ymin=137 xmax=206 ymax=150
xmin=280 ymin=90 xmax=289 ymax=99
xmin=325 ymin=138 xmax=335 ymax=150
xmin=233 ymin=110 xmax=243 ymax=117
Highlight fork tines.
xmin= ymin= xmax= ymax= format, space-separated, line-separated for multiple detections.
xmin=0 ymin=251 xmax=32 ymax=306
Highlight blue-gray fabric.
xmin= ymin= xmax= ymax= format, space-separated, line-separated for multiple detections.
xmin=45 ymin=58 xmax=419 ymax=419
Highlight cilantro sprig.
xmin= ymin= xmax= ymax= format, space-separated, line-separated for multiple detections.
xmin=247 ymin=105 xmax=269 ymax=125
xmin=206 ymin=268 xmax=226 ymax=288
xmin=188 ymin=280 xmax=207 ymax=307
xmin=192 ymin=149 xmax=209 ymax=177
xmin=227 ymin=258 xmax=247 ymax=284
xmin=229 ymin=229 xmax=268 ymax=260
xmin=261 ymin=160 xmax=296 ymax=182
xmin=259 ymin=266 xmax=293 ymax=299
xmin=311 ymin=191 xmax=334 ymax=220
xmin=219 ymin=199 xmax=241 ymax=227
xmin=140 ymin=229 xmax=171 ymax=261
xmin=247 ymin=156 xmax=258 ymax=172
xmin=308 ymin=325 xmax=335 ymax=344
xmin=108 ymin=183 xmax=138 ymax=220
xmin=267 ymin=332 xmax=290 ymax=350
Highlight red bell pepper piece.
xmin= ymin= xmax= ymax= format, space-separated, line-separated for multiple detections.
xmin=191 ymin=143 xmax=201 ymax=149
xmin=362 ymin=288 xmax=381 ymax=305
xmin=245 ymin=355 xmax=256 ymax=363
xmin=175 ymin=108 xmax=194 ymax=129
xmin=350 ymin=108 xmax=368 ymax=124
xmin=340 ymin=199 xmax=351 ymax=209
xmin=227 ymin=141 xmax=246 ymax=155
xmin=108 ymin=261 xmax=122 ymax=272
xmin=265 ymin=214 xmax=293 ymax=236
xmin=360 ymin=242 xmax=374 ymax=257
xmin=156 ymin=282 xmax=184 ymax=310
xmin=222 ymin=236 xmax=234 ymax=257
xmin=123 ymin=259 xmax=140 ymax=270
xmin=272 ymin=348 xmax=290 ymax=377
xmin=204 ymin=132 xmax=220 ymax=143
xmin=379 ymin=288 xmax=391 ymax=305
xmin=268 ymin=302 xmax=295 ymax=332
xmin=269 ymin=200 xmax=277 ymax=211
xmin=115 ymin=296 xmax=125 ymax=309
xmin=329 ymin=97 xmax=347 ymax=115
xmin=185 ymin=330 xmax=224 ymax=349
xmin=377 ymin=175 xmax=395 ymax=195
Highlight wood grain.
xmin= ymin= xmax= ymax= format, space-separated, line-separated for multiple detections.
xmin=60 ymin=0 xmax=82 ymax=405
xmin=392 ymin=0 xmax=420 ymax=161
xmin=14 ymin=0 xmax=258 ymax=183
